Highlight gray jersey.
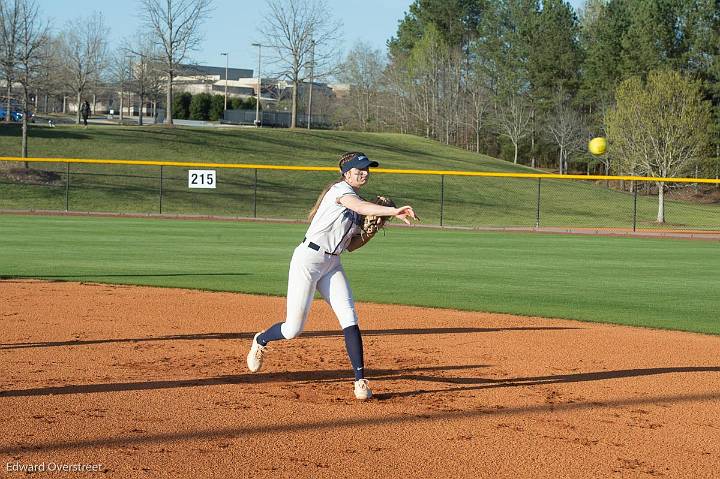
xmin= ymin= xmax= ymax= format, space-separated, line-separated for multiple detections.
xmin=304 ymin=181 xmax=362 ymax=254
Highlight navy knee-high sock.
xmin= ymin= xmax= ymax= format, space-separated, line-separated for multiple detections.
xmin=256 ymin=322 xmax=285 ymax=346
xmin=343 ymin=325 xmax=365 ymax=381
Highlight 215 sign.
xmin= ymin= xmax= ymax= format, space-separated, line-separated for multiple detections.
xmin=188 ymin=170 xmax=216 ymax=189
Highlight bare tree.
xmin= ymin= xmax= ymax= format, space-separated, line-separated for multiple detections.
xmin=437 ymin=46 xmax=464 ymax=146
xmin=139 ymin=0 xmax=213 ymax=125
xmin=465 ymin=66 xmax=491 ymax=153
xmin=469 ymin=89 xmax=490 ymax=154
xmin=115 ymin=33 xmax=163 ymax=125
xmin=405 ymin=25 xmax=445 ymax=139
xmin=33 ymin=34 xmax=63 ymax=114
xmin=388 ymin=25 xmax=468 ymax=146
xmin=495 ymin=93 xmax=531 ymax=164
xmin=59 ymin=11 xmax=107 ymax=124
xmin=338 ymin=41 xmax=384 ymax=131
xmin=260 ymin=0 xmax=341 ymax=128
xmin=15 ymin=0 xmax=47 ymax=159
xmin=144 ymin=56 xmax=164 ymax=120
xmin=0 ymin=0 xmax=20 ymax=123
xmin=107 ymin=49 xmax=132 ymax=122
xmin=127 ymin=39 xmax=163 ymax=125
xmin=382 ymin=60 xmax=411 ymax=135
xmin=546 ymin=87 xmax=585 ymax=174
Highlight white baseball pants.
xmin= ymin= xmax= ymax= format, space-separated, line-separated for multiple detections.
xmin=280 ymin=244 xmax=358 ymax=339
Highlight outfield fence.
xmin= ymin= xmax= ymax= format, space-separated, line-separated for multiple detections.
xmin=1 ymin=156 xmax=719 ymax=232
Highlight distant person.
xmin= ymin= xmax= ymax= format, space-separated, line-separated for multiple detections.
xmin=80 ymin=101 xmax=91 ymax=126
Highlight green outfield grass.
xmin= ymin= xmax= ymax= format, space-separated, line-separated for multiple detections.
xmin=1 ymin=125 xmax=718 ymax=230
xmin=2 ymin=214 xmax=718 ymax=335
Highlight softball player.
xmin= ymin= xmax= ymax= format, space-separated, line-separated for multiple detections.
xmin=246 ymin=152 xmax=418 ymax=400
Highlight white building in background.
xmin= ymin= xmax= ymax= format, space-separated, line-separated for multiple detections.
xmin=173 ymin=64 xmax=255 ymax=97
xmin=173 ymin=65 xmax=340 ymax=109
xmin=172 ymin=64 xmax=284 ymax=107
xmin=328 ymin=83 xmax=350 ymax=98
xmin=7 ymin=61 xmax=346 ymax=117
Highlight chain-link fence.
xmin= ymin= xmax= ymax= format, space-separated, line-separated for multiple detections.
xmin=1 ymin=158 xmax=719 ymax=231
xmin=222 ymin=109 xmax=332 ymax=128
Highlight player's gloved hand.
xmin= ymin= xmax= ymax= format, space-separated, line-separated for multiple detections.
xmin=361 ymin=196 xmax=396 ymax=240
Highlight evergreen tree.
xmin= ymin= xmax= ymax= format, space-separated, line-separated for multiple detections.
xmin=578 ymin=0 xmax=630 ymax=108
xmin=189 ymin=92 xmax=212 ymax=121
xmin=244 ymin=96 xmax=259 ymax=111
xmin=527 ymin=0 xmax=582 ymax=108
xmin=388 ymin=0 xmax=485 ymax=58
xmin=474 ymin=0 xmax=533 ymax=97
xmin=172 ymin=92 xmax=192 ymax=120
xmin=209 ymin=94 xmax=224 ymax=121
xmin=621 ymin=0 xmax=679 ymax=76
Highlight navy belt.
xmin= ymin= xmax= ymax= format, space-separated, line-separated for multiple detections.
xmin=303 ymin=237 xmax=338 ymax=255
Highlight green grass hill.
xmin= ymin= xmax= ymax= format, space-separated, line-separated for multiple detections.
xmin=1 ymin=124 xmax=718 ymax=229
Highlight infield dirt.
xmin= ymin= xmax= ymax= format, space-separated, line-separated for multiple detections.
xmin=1 ymin=280 xmax=719 ymax=478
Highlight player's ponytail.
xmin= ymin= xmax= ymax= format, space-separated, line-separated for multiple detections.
xmin=307 ymin=152 xmax=364 ymax=222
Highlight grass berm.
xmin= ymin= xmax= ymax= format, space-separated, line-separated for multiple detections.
xmin=1 ymin=125 xmax=718 ymax=229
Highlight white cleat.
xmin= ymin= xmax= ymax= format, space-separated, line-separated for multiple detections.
xmin=246 ymin=332 xmax=266 ymax=373
xmin=353 ymin=379 xmax=372 ymax=400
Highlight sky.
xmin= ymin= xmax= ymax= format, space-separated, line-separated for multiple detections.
xmin=40 ymin=0 xmax=586 ymax=73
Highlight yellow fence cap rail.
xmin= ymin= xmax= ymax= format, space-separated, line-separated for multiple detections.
xmin=1 ymin=156 xmax=718 ymax=184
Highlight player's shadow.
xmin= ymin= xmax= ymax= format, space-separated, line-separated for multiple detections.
xmin=2 ymin=389 xmax=719 ymax=456
xmin=2 ymin=365 xmax=718 ymax=399
xmin=371 ymin=366 xmax=720 ymax=400
xmin=0 ymin=364 xmax=486 ymax=398
xmin=0 ymin=326 xmax=578 ymax=350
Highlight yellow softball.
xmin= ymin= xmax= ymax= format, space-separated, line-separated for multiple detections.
xmin=588 ymin=137 xmax=607 ymax=156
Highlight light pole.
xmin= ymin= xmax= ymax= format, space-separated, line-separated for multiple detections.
xmin=251 ymin=43 xmax=262 ymax=127
xmin=220 ymin=52 xmax=228 ymax=112
xmin=307 ymin=39 xmax=315 ymax=130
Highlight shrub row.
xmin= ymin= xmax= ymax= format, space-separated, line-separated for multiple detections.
xmin=172 ymin=93 xmax=259 ymax=121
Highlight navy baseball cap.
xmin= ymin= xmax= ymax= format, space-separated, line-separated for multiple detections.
xmin=340 ymin=154 xmax=379 ymax=174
